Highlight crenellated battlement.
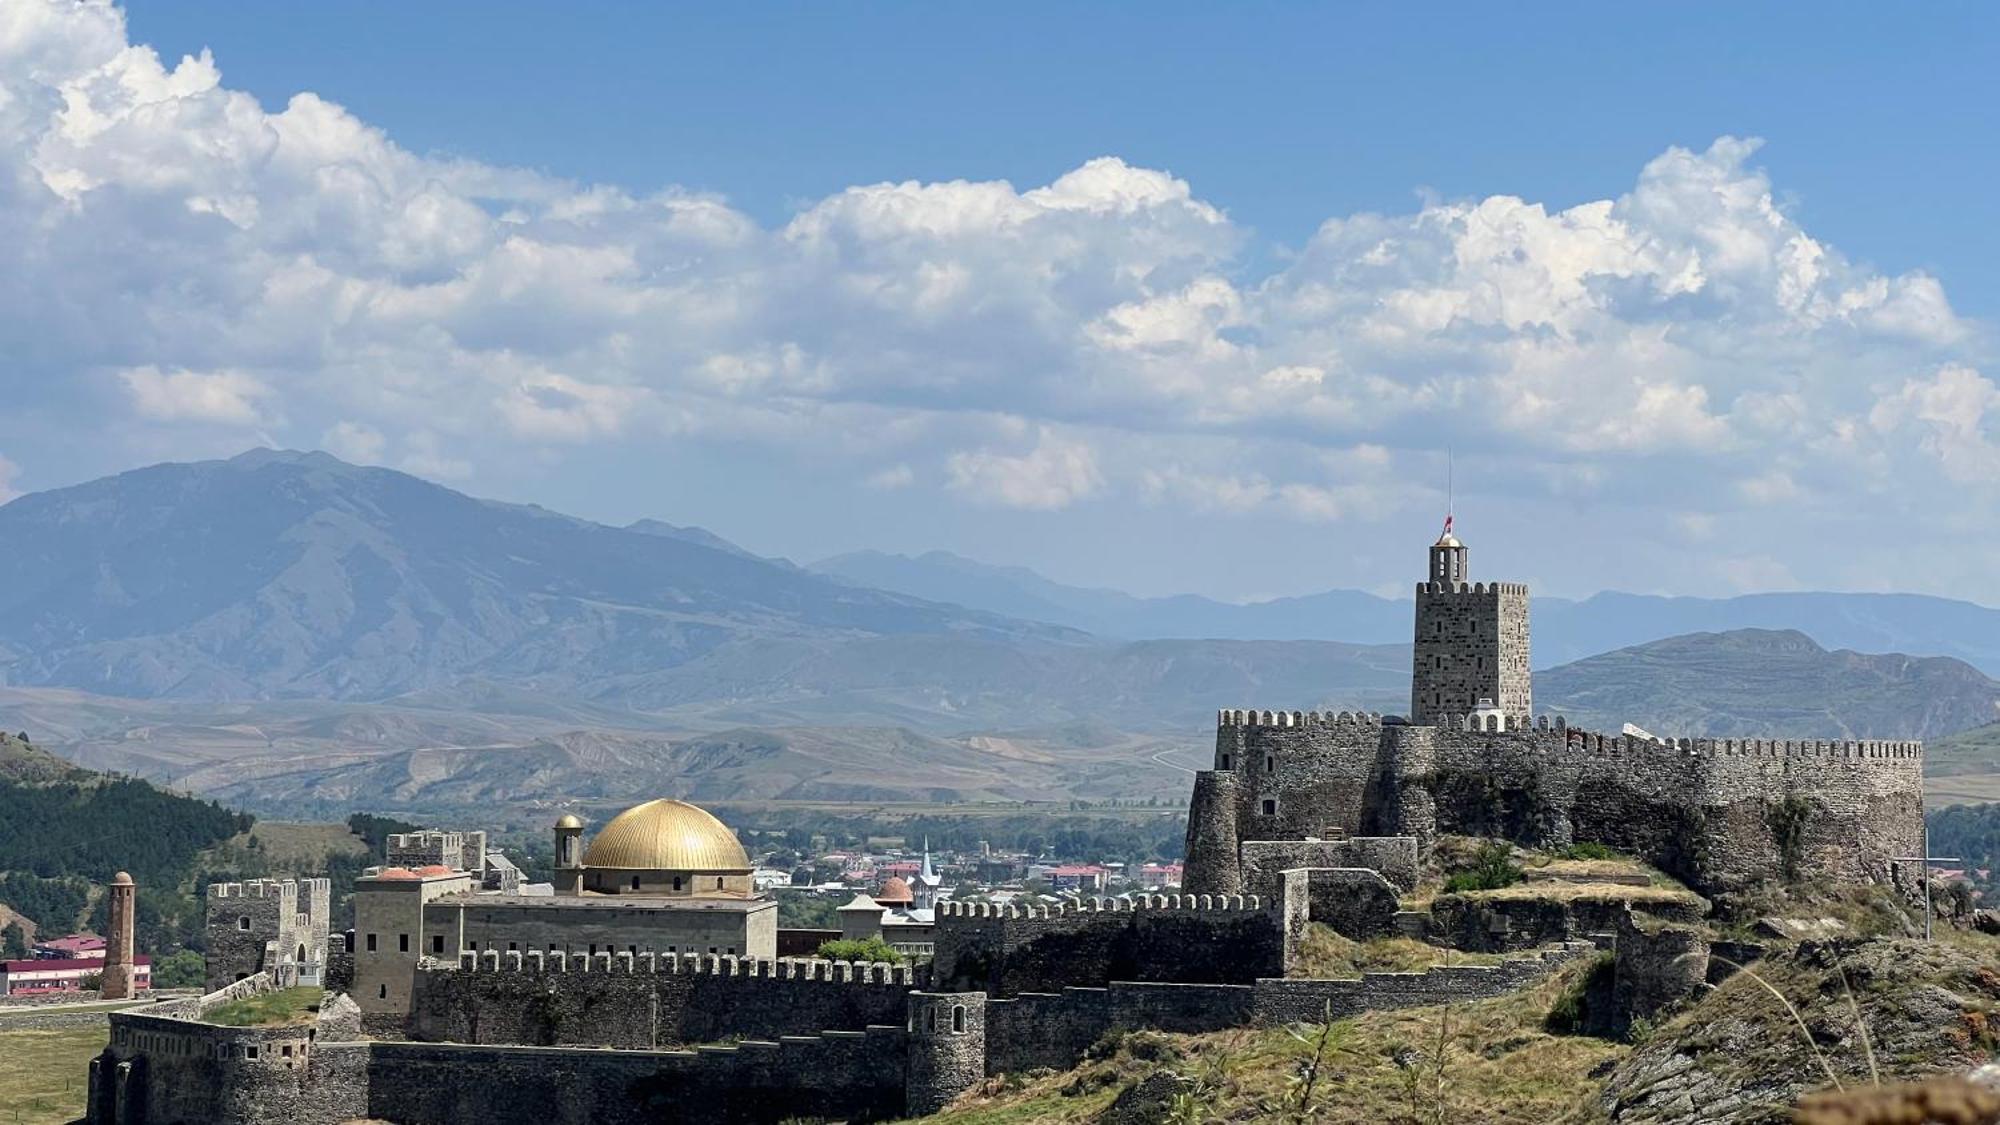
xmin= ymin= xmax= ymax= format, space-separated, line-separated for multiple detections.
xmin=208 ymin=879 xmax=303 ymax=901
xmin=1528 ymin=725 xmax=1924 ymax=762
xmin=1416 ymin=580 xmax=1530 ymax=596
xmin=429 ymin=950 xmax=917 ymax=985
xmin=1217 ymin=709 xmax=1385 ymax=729
xmin=936 ymin=892 xmax=1263 ymax=919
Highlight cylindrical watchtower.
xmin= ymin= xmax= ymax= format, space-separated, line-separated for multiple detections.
xmin=906 ymin=991 xmax=987 ymax=1116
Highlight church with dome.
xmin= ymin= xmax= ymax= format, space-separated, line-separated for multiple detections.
xmin=349 ymin=796 xmax=776 ymax=1027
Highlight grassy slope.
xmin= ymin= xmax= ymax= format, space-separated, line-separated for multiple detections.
xmin=923 ymin=961 xmax=1624 ymax=1125
xmin=0 ymin=1025 xmax=106 ymax=1125
xmin=205 ymin=986 xmax=324 ymax=1028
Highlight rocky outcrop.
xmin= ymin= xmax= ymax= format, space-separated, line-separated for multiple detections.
xmin=1600 ymin=938 xmax=2000 ymax=1124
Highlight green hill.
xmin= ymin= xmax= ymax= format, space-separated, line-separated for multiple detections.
xmin=0 ymin=731 xmax=250 ymax=955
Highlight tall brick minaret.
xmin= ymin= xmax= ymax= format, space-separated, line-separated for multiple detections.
xmin=101 ymin=872 xmax=137 ymax=999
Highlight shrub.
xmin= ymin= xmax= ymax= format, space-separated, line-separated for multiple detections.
xmin=1443 ymin=841 xmax=1524 ymax=893
xmin=814 ymin=937 xmax=902 ymax=964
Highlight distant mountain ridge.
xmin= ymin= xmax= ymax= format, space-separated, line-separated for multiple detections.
xmin=1536 ymin=628 xmax=2000 ymax=740
xmin=812 ymin=549 xmax=2000 ymax=674
xmin=0 ymin=450 xmax=1072 ymax=702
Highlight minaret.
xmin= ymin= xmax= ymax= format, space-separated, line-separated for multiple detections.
xmin=553 ymin=815 xmax=585 ymax=896
xmin=101 ymin=872 xmax=137 ymax=999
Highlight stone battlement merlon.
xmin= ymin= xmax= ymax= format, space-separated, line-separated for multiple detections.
xmin=1415 ymin=580 xmax=1530 ymax=596
xmin=207 ymin=879 xmax=305 ymax=901
xmin=935 ymin=892 xmax=1262 ymax=919
xmin=1217 ymin=709 xmax=1386 ymax=729
xmin=1220 ymin=709 xmax=1925 ymax=762
xmin=1540 ymin=727 xmax=1925 ymax=762
xmin=430 ymin=950 xmax=917 ymax=985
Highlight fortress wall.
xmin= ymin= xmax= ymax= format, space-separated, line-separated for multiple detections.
xmin=1426 ymin=890 xmax=1704 ymax=953
xmin=1213 ymin=711 xmax=1393 ymax=840
xmin=1252 ymin=941 xmax=1595 ymax=1025
xmin=408 ymin=952 xmax=918 ymax=1049
xmin=356 ymin=1028 xmax=909 ymax=1125
xmin=1237 ymin=838 xmax=1420 ymax=898
xmin=1203 ymin=709 xmax=1924 ymax=896
xmin=931 ymin=895 xmax=1283 ymax=996
xmin=94 ymin=996 xmax=328 ymax=1124
xmin=984 ymin=981 xmax=1255 ymax=1074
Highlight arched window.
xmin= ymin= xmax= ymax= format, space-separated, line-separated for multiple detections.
xmin=672 ymin=876 xmax=682 ymax=891
xmin=377 ymin=984 xmax=387 ymax=999
xmin=631 ymin=875 xmax=641 ymax=891
xmin=715 ymin=877 xmax=723 ymax=890
xmin=952 ymin=1005 xmax=966 ymax=1034
xmin=238 ymin=915 xmax=251 ymax=930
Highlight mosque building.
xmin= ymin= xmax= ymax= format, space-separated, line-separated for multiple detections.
xmin=351 ymin=797 xmax=775 ymax=1022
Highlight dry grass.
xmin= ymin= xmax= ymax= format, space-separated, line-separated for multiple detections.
xmin=1290 ymin=924 xmax=1502 ymax=980
xmin=241 ymin=821 xmax=370 ymax=867
xmin=0 ymin=1025 xmax=106 ymax=1125
xmin=924 ymin=959 xmax=1625 ymax=1124
xmin=1459 ymin=881 xmax=1701 ymax=905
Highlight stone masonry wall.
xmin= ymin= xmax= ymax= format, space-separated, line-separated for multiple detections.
xmin=1196 ymin=709 xmax=1925 ymax=897
xmin=1252 ymin=941 xmax=1598 ymax=1025
xmin=407 ymin=950 xmax=920 ymax=1049
xmin=984 ymin=981 xmax=1256 ymax=1074
xmin=931 ymin=894 xmax=1283 ymax=996
xmin=1238 ymin=837 xmax=1420 ymax=896
xmin=1411 ymin=582 xmax=1532 ymax=723
xmin=204 ymin=880 xmax=294 ymax=992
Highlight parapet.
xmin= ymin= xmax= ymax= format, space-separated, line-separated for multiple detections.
xmin=206 ymin=879 xmax=303 ymax=901
xmin=1420 ymin=714 xmax=1925 ymax=762
xmin=1416 ymin=581 xmax=1529 ymax=596
xmin=1217 ymin=709 xmax=1385 ymax=730
xmin=1542 ymin=728 xmax=1924 ymax=762
xmin=935 ymin=893 xmax=1263 ymax=919
xmin=430 ymin=950 xmax=918 ymax=986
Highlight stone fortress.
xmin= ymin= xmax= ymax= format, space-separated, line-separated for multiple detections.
xmin=1186 ymin=525 xmax=1927 ymax=903
xmin=85 ymin=524 xmax=1929 ymax=1124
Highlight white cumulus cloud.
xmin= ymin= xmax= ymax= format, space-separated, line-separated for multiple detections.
xmin=0 ymin=2 xmax=1995 ymax=595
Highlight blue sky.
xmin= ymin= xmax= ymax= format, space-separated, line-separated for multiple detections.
xmin=5 ymin=3 xmax=1999 ymax=601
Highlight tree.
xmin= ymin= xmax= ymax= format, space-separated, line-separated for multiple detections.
xmin=815 ymin=937 xmax=903 ymax=964
xmin=151 ymin=949 xmax=205 ymax=989
xmin=0 ymin=921 xmax=26 ymax=960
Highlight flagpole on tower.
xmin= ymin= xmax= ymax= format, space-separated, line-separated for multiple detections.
xmin=1445 ymin=448 xmax=1454 ymax=537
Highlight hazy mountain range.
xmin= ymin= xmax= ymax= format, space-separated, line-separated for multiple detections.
xmin=814 ymin=550 xmax=2000 ymax=674
xmin=0 ymin=449 xmax=1995 ymax=811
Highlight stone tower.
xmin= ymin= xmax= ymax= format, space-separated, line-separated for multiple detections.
xmin=1410 ymin=523 xmax=1530 ymax=724
xmin=101 ymin=872 xmax=137 ymax=999
xmin=905 ymin=991 xmax=987 ymax=1115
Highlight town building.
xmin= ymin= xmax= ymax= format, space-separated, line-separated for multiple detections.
xmin=350 ymin=796 xmax=778 ymax=1028
xmin=0 ymin=955 xmax=149 ymax=995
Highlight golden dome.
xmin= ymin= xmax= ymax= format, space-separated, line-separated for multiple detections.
xmin=554 ymin=814 xmax=583 ymax=830
xmin=582 ymin=798 xmax=750 ymax=872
